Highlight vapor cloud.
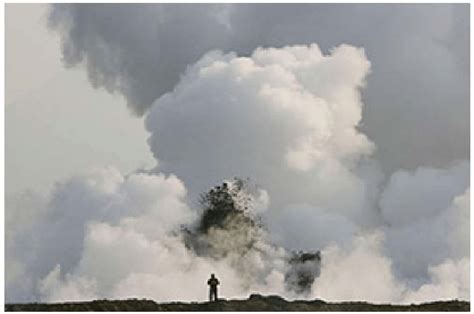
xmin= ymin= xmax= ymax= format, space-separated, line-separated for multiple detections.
xmin=48 ymin=3 xmax=469 ymax=172
xmin=7 ymin=164 xmax=469 ymax=303
xmin=381 ymin=163 xmax=470 ymax=282
xmin=146 ymin=44 xmax=374 ymax=204
xmin=6 ymin=41 xmax=469 ymax=304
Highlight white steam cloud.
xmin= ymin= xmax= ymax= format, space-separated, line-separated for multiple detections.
xmin=146 ymin=44 xmax=373 ymax=201
xmin=47 ymin=4 xmax=469 ymax=172
xmin=6 ymin=43 xmax=469 ymax=304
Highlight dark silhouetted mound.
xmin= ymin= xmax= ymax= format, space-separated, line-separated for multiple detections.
xmin=6 ymin=295 xmax=469 ymax=311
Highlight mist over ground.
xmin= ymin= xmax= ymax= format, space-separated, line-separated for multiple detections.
xmin=6 ymin=4 xmax=469 ymax=304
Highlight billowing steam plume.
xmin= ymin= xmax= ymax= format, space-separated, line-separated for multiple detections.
xmin=47 ymin=3 xmax=469 ymax=172
xmin=6 ymin=4 xmax=469 ymax=305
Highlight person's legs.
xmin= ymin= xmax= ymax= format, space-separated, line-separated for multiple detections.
xmin=210 ymin=288 xmax=217 ymax=301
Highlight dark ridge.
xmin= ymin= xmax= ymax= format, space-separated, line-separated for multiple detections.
xmin=5 ymin=294 xmax=470 ymax=311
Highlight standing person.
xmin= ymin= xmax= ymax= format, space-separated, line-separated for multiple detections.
xmin=207 ymin=273 xmax=220 ymax=302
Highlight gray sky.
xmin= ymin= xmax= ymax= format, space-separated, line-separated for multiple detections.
xmin=6 ymin=4 xmax=154 ymax=196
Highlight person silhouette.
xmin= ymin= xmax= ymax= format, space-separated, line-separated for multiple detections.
xmin=207 ymin=273 xmax=220 ymax=302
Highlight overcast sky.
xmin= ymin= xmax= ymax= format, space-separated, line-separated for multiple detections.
xmin=6 ymin=4 xmax=154 ymax=196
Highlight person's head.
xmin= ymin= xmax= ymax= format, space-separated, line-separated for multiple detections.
xmin=211 ymin=273 xmax=215 ymax=278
